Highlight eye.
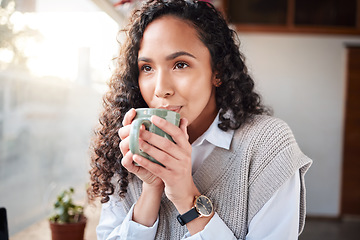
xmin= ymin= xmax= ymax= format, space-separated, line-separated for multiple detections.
xmin=140 ymin=65 xmax=153 ymax=72
xmin=174 ymin=62 xmax=189 ymax=70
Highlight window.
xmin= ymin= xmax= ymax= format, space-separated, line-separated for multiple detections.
xmin=0 ymin=0 xmax=118 ymax=236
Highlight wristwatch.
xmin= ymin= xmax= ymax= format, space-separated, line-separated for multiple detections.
xmin=177 ymin=195 xmax=214 ymax=226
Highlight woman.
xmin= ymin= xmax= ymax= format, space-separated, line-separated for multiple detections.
xmin=88 ymin=0 xmax=312 ymax=239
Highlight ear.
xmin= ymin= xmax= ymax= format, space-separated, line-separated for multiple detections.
xmin=212 ymin=72 xmax=222 ymax=87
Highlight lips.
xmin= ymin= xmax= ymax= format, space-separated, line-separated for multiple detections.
xmin=159 ymin=106 xmax=182 ymax=113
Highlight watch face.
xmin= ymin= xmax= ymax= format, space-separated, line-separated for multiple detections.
xmin=195 ymin=195 xmax=213 ymax=217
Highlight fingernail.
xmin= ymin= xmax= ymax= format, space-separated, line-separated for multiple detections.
xmin=133 ymin=154 xmax=141 ymax=162
xmin=151 ymin=115 xmax=163 ymax=124
xmin=132 ymin=155 xmax=142 ymax=167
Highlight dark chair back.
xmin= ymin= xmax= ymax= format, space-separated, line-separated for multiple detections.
xmin=0 ymin=208 xmax=9 ymax=240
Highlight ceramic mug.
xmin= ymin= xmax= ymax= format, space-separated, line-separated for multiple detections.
xmin=129 ymin=108 xmax=180 ymax=166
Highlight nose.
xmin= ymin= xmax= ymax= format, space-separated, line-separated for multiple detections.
xmin=154 ymin=70 xmax=174 ymax=98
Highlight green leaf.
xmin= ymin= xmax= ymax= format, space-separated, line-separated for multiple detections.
xmin=49 ymin=187 xmax=85 ymax=223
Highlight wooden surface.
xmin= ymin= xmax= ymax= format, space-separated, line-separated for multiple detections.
xmin=341 ymin=47 xmax=360 ymax=215
xmin=222 ymin=0 xmax=360 ymax=35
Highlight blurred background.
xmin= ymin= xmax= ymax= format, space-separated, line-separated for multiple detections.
xmin=1 ymin=0 xmax=360 ymax=239
xmin=0 ymin=0 xmax=118 ymax=236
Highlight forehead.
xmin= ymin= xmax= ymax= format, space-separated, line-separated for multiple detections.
xmin=139 ymin=15 xmax=207 ymax=56
xmin=143 ymin=15 xmax=198 ymax=37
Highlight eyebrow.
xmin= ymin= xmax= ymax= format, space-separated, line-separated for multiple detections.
xmin=165 ymin=51 xmax=196 ymax=61
xmin=138 ymin=51 xmax=196 ymax=63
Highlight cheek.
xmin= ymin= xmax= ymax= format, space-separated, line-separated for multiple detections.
xmin=183 ymin=80 xmax=214 ymax=107
xmin=139 ymin=80 xmax=154 ymax=102
xmin=187 ymin=78 xmax=213 ymax=97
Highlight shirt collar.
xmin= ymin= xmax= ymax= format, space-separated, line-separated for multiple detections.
xmin=192 ymin=112 xmax=234 ymax=150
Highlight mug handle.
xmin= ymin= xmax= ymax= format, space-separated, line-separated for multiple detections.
xmin=129 ymin=118 xmax=152 ymax=157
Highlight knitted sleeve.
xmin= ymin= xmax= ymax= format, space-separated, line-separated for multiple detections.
xmin=247 ymin=116 xmax=312 ymax=234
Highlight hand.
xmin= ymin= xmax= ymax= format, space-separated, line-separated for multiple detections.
xmin=132 ymin=116 xmax=200 ymax=213
xmin=118 ymin=109 xmax=164 ymax=191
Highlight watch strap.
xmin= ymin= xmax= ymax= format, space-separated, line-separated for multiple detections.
xmin=176 ymin=207 xmax=199 ymax=226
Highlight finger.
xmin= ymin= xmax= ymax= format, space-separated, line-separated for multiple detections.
xmin=119 ymin=136 xmax=130 ymax=155
xmin=122 ymin=108 xmax=136 ymax=126
xmin=133 ymin=154 xmax=167 ymax=178
xmin=137 ymin=138 xmax=176 ymax=168
xmin=118 ymin=108 xmax=136 ymax=140
xmin=179 ymin=118 xmax=189 ymax=141
xmin=122 ymin=151 xmax=152 ymax=178
xmin=150 ymin=115 xmax=189 ymax=148
xmin=123 ymin=152 xmax=164 ymax=183
xmin=139 ymin=129 xmax=187 ymax=163
xmin=118 ymin=125 xmax=131 ymax=140
xmin=121 ymin=151 xmax=138 ymax=173
xmin=119 ymin=121 xmax=146 ymax=140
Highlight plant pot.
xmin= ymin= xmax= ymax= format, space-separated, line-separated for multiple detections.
xmin=49 ymin=218 xmax=87 ymax=240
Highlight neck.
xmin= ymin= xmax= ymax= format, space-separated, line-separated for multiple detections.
xmin=188 ymin=108 xmax=218 ymax=144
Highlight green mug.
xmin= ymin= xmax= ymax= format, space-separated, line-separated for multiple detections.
xmin=129 ymin=108 xmax=180 ymax=166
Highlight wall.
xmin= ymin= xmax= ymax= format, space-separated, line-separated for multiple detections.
xmin=238 ymin=33 xmax=360 ymax=216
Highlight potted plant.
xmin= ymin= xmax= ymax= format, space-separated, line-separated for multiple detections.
xmin=49 ymin=187 xmax=87 ymax=240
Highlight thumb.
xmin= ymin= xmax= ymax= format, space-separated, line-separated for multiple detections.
xmin=179 ymin=118 xmax=189 ymax=140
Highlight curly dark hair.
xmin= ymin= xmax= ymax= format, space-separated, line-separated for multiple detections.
xmin=88 ymin=0 xmax=271 ymax=203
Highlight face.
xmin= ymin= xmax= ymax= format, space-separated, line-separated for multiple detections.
xmin=138 ymin=15 xmax=218 ymax=135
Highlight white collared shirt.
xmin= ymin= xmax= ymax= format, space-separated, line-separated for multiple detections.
xmin=191 ymin=114 xmax=234 ymax=174
xmin=96 ymin=115 xmax=301 ymax=240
